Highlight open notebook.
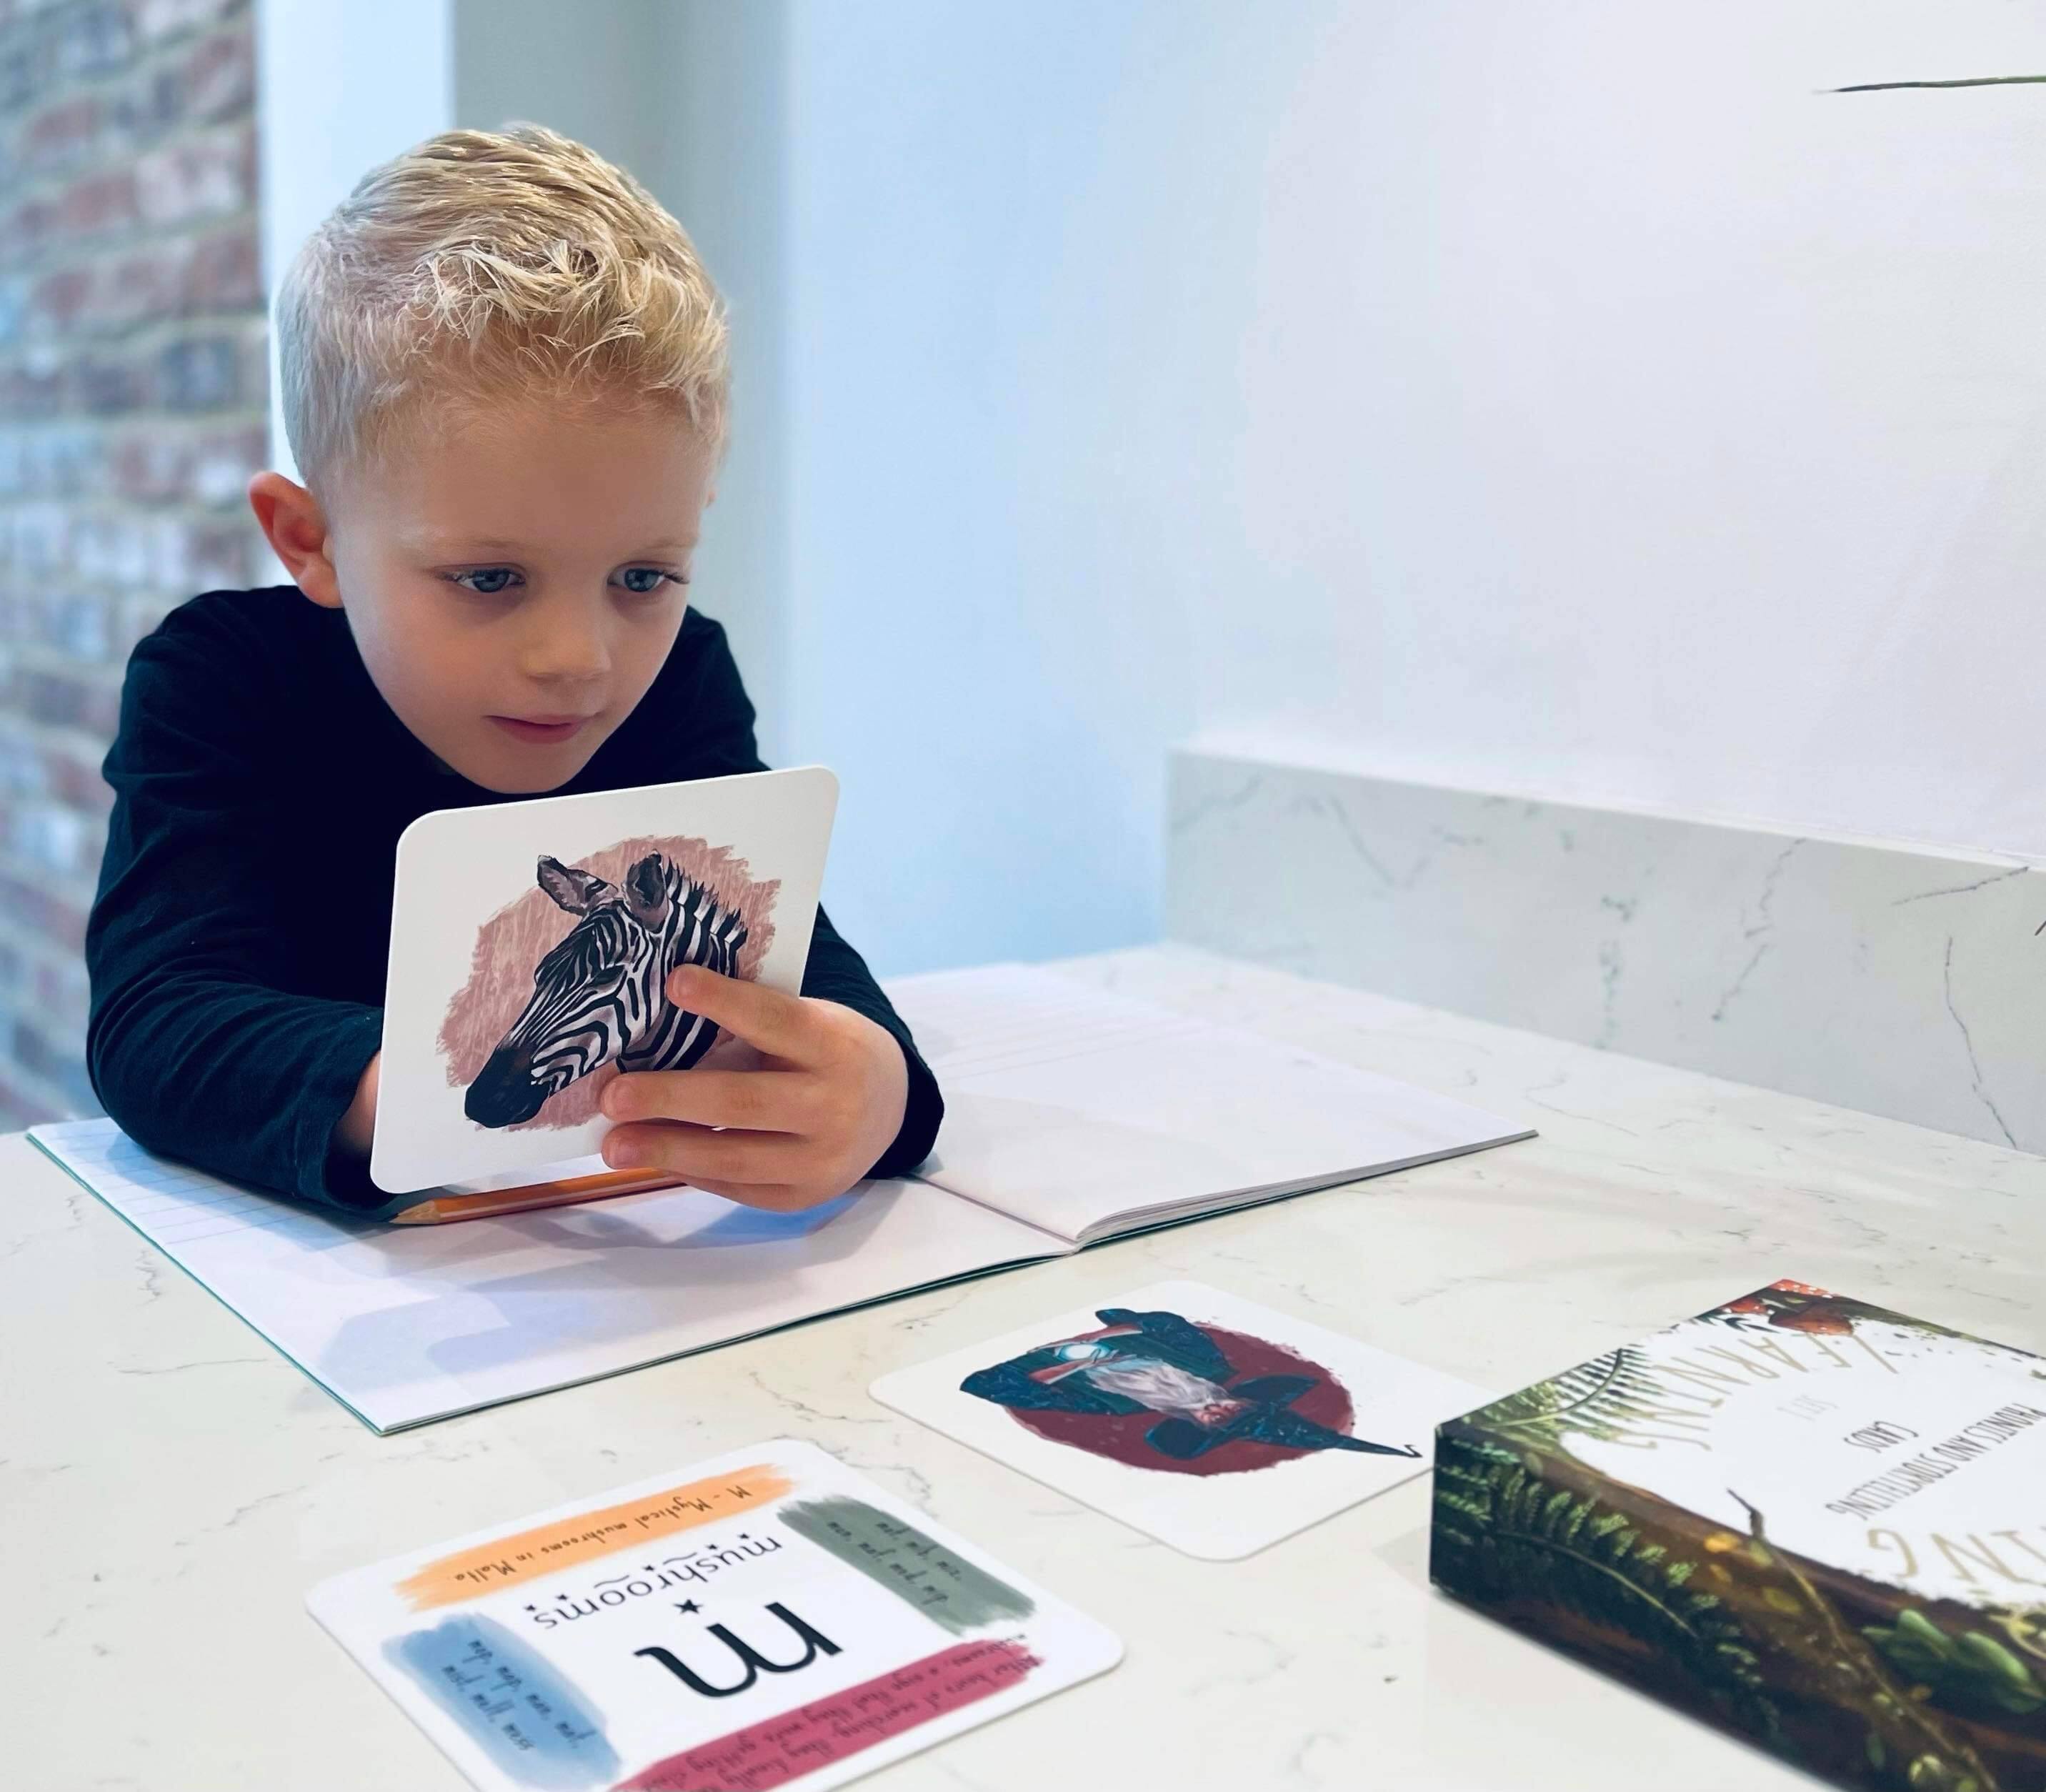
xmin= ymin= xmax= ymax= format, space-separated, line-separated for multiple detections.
xmin=29 ymin=964 xmax=1531 ymax=1432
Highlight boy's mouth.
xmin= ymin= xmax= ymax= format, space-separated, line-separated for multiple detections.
xmin=489 ymin=714 xmax=597 ymax=745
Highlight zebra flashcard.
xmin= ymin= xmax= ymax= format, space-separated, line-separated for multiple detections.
xmin=371 ymin=767 xmax=838 ymax=1195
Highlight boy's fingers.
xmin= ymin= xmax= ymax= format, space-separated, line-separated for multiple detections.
xmin=667 ymin=965 xmax=818 ymax=1060
xmin=603 ymin=1067 xmax=810 ymax=1130
xmin=602 ymin=1118 xmax=812 ymax=1183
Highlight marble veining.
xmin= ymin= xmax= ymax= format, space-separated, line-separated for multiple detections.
xmin=1167 ymin=747 xmax=2046 ymax=1155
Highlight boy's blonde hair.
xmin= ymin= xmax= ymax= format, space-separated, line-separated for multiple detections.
xmin=276 ymin=123 xmax=728 ymax=497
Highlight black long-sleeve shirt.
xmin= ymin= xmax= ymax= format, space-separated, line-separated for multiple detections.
xmin=85 ymin=584 xmax=942 ymax=1218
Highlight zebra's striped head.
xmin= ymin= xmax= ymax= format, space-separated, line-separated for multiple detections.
xmin=464 ymin=851 xmax=747 ymax=1129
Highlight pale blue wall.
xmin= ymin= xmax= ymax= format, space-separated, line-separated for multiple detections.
xmin=776 ymin=2 xmax=1328 ymax=973
xmin=256 ymin=0 xmax=452 ymax=496
xmin=742 ymin=1 xmax=2046 ymax=975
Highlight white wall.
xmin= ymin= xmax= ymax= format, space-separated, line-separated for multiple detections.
xmin=767 ymin=0 xmax=2046 ymax=974
xmin=262 ymin=4 xmax=2046 ymax=976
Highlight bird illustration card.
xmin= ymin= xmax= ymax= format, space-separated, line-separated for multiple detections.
xmin=871 ymin=1280 xmax=1490 ymax=1560
xmin=371 ymin=766 xmax=837 ymax=1195
xmin=307 ymin=1438 xmax=1122 ymax=1792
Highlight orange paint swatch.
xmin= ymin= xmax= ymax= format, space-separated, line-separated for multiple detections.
xmin=397 ymin=1466 xmax=793 ymax=1611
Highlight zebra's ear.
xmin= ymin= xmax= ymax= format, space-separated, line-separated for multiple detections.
xmin=537 ymin=855 xmax=614 ymax=915
xmin=622 ymin=853 xmax=670 ymax=930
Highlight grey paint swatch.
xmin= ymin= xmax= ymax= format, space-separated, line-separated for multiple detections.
xmin=782 ymin=1496 xmax=1036 ymax=1635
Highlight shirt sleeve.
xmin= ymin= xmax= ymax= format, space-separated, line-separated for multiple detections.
xmin=85 ymin=615 xmax=386 ymax=1210
xmin=673 ymin=614 xmax=945 ymax=1179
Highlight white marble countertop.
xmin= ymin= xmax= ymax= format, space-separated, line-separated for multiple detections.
xmin=4 ymin=943 xmax=2042 ymax=1792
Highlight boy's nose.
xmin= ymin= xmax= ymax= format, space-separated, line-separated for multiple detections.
xmin=526 ymin=642 xmax=608 ymax=682
xmin=519 ymin=614 xmax=612 ymax=683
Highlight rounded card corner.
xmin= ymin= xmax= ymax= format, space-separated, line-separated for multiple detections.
xmin=365 ymin=1143 xmax=425 ymax=1199
xmin=788 ymin=763 xmax=841 ymax=805
xmin=390 ymin=804 xmax=454 ymax=866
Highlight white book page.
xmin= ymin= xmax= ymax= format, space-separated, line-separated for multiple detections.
xmin=886 ymin=965 xmax=1532 ymax=1244
xmin=29 ymin=1119 xmax=1063 ymax=1433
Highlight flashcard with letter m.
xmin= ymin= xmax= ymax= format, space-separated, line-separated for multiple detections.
xmin=307 ymin=1438 xmax=1121 ymax=1792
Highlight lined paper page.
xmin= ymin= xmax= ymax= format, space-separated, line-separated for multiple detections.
xmin=29 ymin=1118 xmax=1062 ymax=1433
xmin=77 ymin=1125 xmax=358 ymax=1248
xmin=886 ymin=965 xmax=1533 ymax=1244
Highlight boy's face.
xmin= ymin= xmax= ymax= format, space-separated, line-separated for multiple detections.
xmin=316 ymin=397 xmax=717 ymax=793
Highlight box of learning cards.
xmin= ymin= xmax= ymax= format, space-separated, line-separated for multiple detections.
xmin=1429 ymin=1282 xmax=2046 ymax=1792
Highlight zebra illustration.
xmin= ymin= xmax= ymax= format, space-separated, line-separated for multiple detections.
xmin=464 ymin=852 xmax=749 ymax=1128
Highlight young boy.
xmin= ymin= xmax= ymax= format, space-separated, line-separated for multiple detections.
xmin=84 ymin=125 xmax=941 ymax=1216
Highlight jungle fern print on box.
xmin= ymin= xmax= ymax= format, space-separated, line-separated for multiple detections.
xmin=1430 ymin=1282 xmax=2046 ymax=1792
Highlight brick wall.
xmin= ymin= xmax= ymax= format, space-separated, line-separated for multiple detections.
xmin=0 ymin=0 xmax=272 ymax=1129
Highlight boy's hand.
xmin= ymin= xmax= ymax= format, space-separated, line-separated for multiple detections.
xmin=599 ymin=964 xmax=909 ymax=1210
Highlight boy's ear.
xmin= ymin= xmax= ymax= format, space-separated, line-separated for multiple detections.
xmin=246 ymin=470 xmax=341 ymax=608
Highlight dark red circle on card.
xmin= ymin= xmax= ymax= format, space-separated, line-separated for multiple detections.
xmin=1003 ymin=1321 xmax=1358 ymax=1477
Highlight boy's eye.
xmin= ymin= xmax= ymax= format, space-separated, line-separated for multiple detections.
xmin=445 ymin=567 xmax=685 ymax=598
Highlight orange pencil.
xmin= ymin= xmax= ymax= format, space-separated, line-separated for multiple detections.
xmin=389 ymin=1166 xmax=684 ymax=1225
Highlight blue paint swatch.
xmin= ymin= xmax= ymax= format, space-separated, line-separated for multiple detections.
xmin=387 ymin=1613 xmax=621 ymax=1789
